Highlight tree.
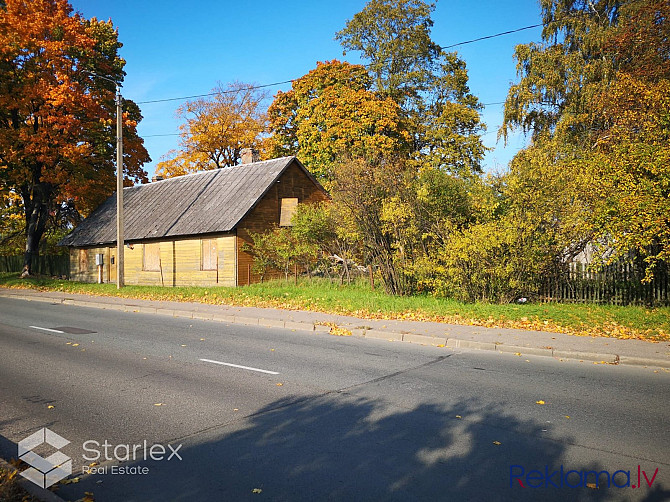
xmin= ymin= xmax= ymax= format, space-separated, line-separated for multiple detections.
xmin=267 ymin=60 xmax=409 ymax=186
xmin=0 ymin=0 xmax=149 ymax=274
xmin=156 ymin=82 xmax=267 ymax=178
xmin=501 ymin=0 xmax=670 ymax=279
xmin=244 ymin=226 xmax=319 ymax=282
xmin=329 ymin=154 xmax=416 ymax=295
xmin=336 ymin=0 xmax=486 ymax=175
xmin=588 ymin=75 xmax=670 ymax=279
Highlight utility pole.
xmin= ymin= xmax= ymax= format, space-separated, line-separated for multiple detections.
xmin=86 ymin=71 xmax=124 ymax=288
xmin=115 ymin=86 xmax=124 ymax=288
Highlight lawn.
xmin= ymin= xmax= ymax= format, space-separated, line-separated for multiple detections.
xmin=0 ymin=272 xmax=668 ymax=341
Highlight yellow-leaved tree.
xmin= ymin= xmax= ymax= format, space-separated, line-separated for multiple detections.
xmin=156 ymin=82 xmax=267 ymax=178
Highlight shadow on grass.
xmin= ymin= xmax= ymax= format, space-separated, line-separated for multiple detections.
xmin=46 ymin=393 xmax=669 ymax=502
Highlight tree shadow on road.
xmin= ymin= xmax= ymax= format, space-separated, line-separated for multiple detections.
xmin=51 ymin=391 xmax=668 ymax=502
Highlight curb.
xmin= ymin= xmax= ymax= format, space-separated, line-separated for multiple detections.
xmin=2 ymin=290 xmax=669 ymax=370
xmin=0 ymin=457 xmax=67 ymax=502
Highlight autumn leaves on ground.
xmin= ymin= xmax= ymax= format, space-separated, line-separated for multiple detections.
xmin=1 ymin=273 xmax=668 ymax=343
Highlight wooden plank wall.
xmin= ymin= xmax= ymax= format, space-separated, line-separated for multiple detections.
xmin=236 ymin=162 xmax=329 ymax=285
xmin=69 ymin=247 xmax=109 ymax=283
xmin=69 ymin=234 xmax=236 ymax=287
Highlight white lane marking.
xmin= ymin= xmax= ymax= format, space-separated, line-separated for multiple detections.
xmin=199 ymin=358 xmax=279 ymax=375
xmin=29 ymin=326 xmax=64 ymax=334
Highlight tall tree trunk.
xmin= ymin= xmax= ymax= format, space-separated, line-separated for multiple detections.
xmin=22 ymin=182 xmax=51 ymax=277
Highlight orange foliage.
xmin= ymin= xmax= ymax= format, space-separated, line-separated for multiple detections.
xmin=0 ymin=0 xmax=149 ymax=271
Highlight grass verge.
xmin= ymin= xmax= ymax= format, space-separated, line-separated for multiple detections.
xmin=0 ymin=272 xmax=668 ymax=341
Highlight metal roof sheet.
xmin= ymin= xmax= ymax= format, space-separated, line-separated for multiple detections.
xmin=59 ymin=156 xmax=309 ymax=247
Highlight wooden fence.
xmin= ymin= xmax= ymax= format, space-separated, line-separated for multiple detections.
xmin=540 ymin=261 xmax=669 ymax=306
xmin=0 ymin=255 xmax=70 ymax=278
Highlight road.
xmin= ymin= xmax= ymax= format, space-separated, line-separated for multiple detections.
xmin=0 ymin=297 xmax=669 ymax=501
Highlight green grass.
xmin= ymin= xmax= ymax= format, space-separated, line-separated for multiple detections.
xmin=1 ymin=272 xmax=668 ymax=341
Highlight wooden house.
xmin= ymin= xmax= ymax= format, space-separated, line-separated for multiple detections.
xmin=58 ymin=155 xmax=328 ymax=287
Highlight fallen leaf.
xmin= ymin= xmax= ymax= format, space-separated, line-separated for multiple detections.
xmin=455 ymin=415 xmax=462 ymax=419
xmin=586 ymin=482 xmax=598 ymax=489
xmin=200 ymin=338 xmax=205 ymax=341
xmin=536 ymin=400 xmax=546 ymax=405
xmin=514 ymin=352 xmax=522 ymax=356
xmin=72 ymin=343 xmax=79 ymax=347
xmin=276 ymin=383 xmax=283 ymax=386
xmin=60 ymin=477 xmax=80 ymax=485
xmin=492 ymin=441 xmax=502 ymax=446
xmin=271 ymin=348 xmax=275 ymax=352
xmin=252 ymin=488 xmax=262 ymax=494
xmin=47 ymin=405 xmax=54 ymax=409
xmin=565 ymin=415 xmax=570 ymax=419
xmin=233 ymin=408 xmax=239 ymax=412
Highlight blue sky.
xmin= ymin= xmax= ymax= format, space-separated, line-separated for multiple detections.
xmin=69 ymin=0 xmax=543 ymax=177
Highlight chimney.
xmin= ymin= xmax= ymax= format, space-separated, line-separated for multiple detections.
xmin=151 ymin=175 xmax=164 ymax=182
xmin=240 ymin=148 xmax=260 ymax=165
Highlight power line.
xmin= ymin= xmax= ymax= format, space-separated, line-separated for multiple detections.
xmin=134 ymin=24 xmax=541 ymax=107
xmin=136 ymin=80 xmax=294 ymax=105
xmin=440 ymin=24 xmax=542 ymax=49
xmin=142 ymin=101 xmax=508 ymax=138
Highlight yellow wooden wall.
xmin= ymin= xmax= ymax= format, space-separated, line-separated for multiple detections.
xmin=69 ymin=234 xmax=237 ymax=287
xmin=69 ymin=246 xmax=110 ymax=283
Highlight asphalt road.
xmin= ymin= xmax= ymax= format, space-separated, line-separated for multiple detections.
xmin=0 ymin=297 xmax=669 ymax=501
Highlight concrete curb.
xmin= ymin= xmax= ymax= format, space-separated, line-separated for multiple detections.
xmin=0 ymin=457 xmax=67 ymax=502
xmin=2 ymin=290 xmax=669 ymax=369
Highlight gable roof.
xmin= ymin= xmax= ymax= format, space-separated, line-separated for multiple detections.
xmin=59 ymin=156 xmax=323 ymax=247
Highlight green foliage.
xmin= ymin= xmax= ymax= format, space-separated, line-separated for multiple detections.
xmin=337 ymin=0 xmax=486 ymax=175
xmin=244 ymin=226 xmax=319 ymax=281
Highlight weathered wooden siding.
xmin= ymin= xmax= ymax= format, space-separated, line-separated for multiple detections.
xmin=236 ymin=162 xmax=329 ymax=285
xmin=70 ymin=234 xmax=236 ymax=287
xmin=69 ymin=246 xmax=110 ymax=283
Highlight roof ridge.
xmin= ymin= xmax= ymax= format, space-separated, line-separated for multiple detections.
xmin=133 ymin=156 xmax=295 ymax=188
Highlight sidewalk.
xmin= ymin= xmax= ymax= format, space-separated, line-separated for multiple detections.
xmin=2 ymin=287 xmax=669 ymax=369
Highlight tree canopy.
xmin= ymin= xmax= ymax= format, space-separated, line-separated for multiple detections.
xmin=156 ymin=82 xmax=267 ymax=178
xmin=337 ymin=0 xmax=486 ymax=175
xmin=267 ymin=60 xmax=409 ymax=185
xmin=501 ymin=0 xmax=670 ymax=280
xmin=0 ymin=0 xmax=150 ymax=273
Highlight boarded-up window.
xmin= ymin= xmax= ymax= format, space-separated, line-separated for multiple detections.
xmin=201 ymin=239 xmax=217 ymax=270
xmin=78 ymin=249 xmax=88 ymax=272
xmin=279 ymin=198 xmax=298 ymax=226
xmin=143 ymin=243 xmax=160 ymax=271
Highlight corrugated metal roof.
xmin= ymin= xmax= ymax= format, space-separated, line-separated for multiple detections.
xmin=59 ymin=156 xmax=311 ymax=247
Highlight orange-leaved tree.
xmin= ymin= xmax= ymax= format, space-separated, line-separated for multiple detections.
xmin=155 ymin=82 xmax=267 ymax=178
xmin=0 ymin=0 xmax=149 ymax=275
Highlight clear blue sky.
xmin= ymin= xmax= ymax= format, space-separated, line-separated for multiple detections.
xmin=69 ymin=0 xmax=543 ymax=177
